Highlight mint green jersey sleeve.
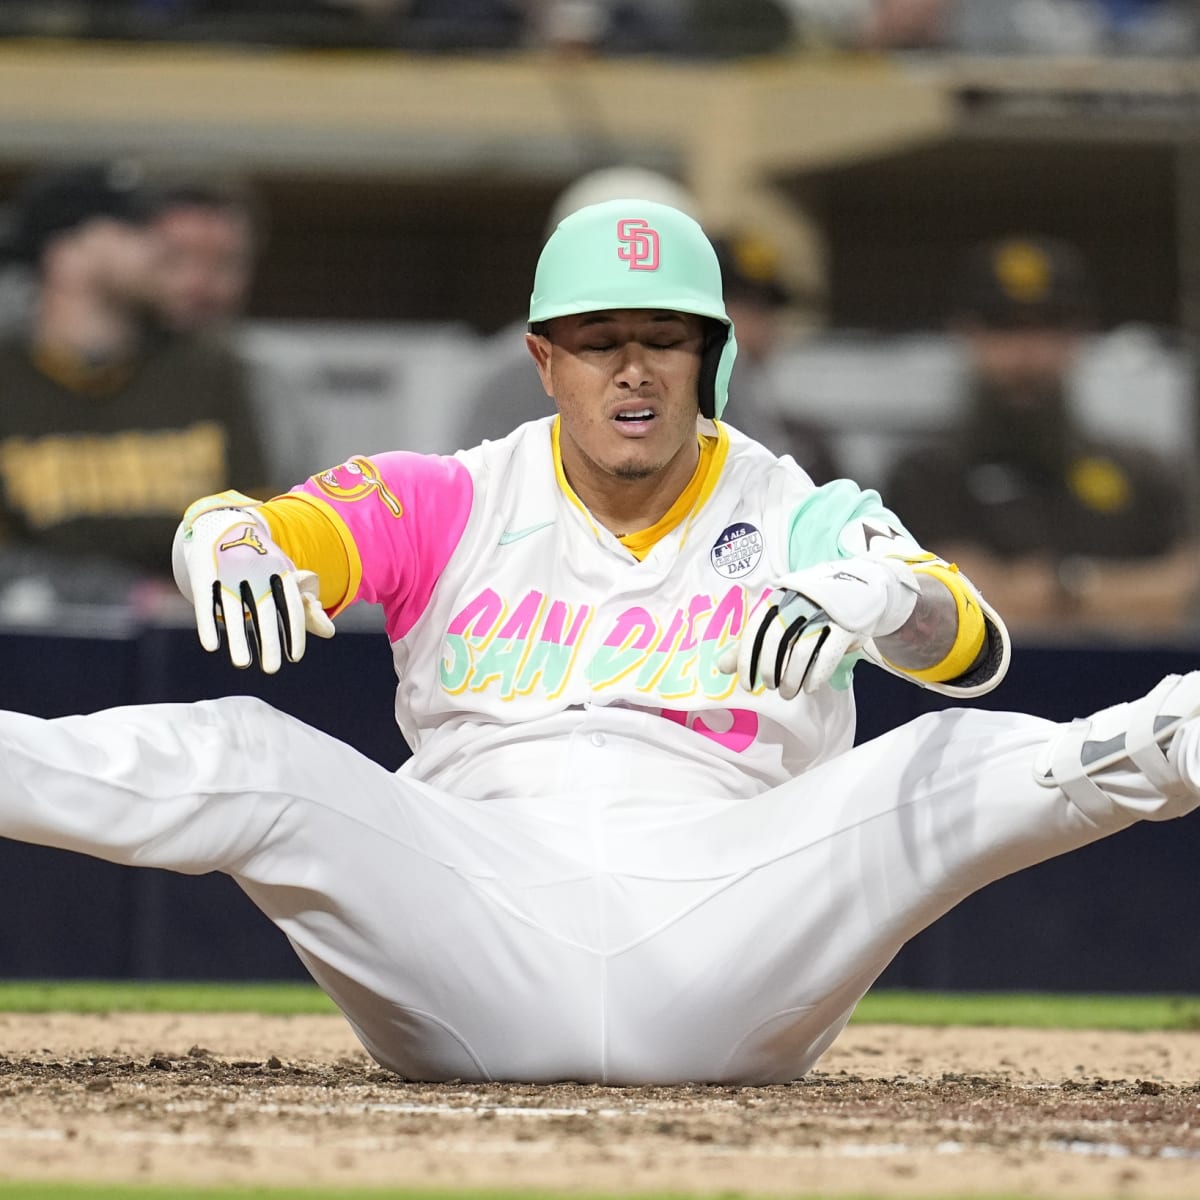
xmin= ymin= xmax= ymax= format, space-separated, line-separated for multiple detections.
xmin=783 ymin=479 xmax=912 ymax=691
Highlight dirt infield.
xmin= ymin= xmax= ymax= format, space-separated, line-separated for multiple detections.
xmin=0 ymin=1013 xmax=1197 ymax=1197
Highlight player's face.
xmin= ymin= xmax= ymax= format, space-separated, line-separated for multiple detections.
xmin=527 ymin=309 xmax=706 ymax=489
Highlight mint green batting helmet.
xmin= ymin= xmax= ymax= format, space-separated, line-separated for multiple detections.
xmin=529 ymin=198 xmax=738 ymax=420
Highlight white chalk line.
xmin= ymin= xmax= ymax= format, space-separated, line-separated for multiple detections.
xmin=0 ymin=1123 xmax=1196 ymax=1162
xmin=0 ymin=1127 xmax=947 ymax=1157
xmin=161 ymin=1100 xmax=641 ymax=1117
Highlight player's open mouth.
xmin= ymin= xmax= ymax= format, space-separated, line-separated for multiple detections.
xmin=612 ymin=407 xmax=656 ymax=434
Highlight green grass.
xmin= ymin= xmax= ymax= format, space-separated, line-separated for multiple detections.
xmin=853 ymin=987 xmax=1200 ymax=1030
xmin=0 ymin=980 xmax=337 ymax=1015
xmin=0 ymin=981 xmax=1197 ymax=1030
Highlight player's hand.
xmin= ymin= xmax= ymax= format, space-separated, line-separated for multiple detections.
xmin=172 ymin=499 xmax=335 ymax=673
xmin=717 ymin=558 xmax=919 ymax=698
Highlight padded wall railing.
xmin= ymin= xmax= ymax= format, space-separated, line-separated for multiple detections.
xmin=2 ymin=620 xmax=1198 ymax=990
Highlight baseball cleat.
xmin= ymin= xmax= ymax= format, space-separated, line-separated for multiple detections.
xmin=1034 ymin=673 xmax=1200 ymax=816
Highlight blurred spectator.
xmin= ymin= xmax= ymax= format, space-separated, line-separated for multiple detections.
xmin=22 ymin=0 xmax=677 ymax=53
xmin=1 ymin=0 xmax=1194 ymax=53
xmin=712 ymin=231 xmax=841 ymax=481
xmin=860 ymin=0 xmax=951 ymax=46
xmin=950 ymin=0 xmax=1198 ymax=54
xmin=356 ymin=0 xmax=526 ymax=51
xmin=776 ymin=0 xmax=949 ymax=49
xmin=151 ymin=175 xmax=259 ymax=335
xmin=885 ymin=235 xmax=1199 ymax=637
xmin=0 ymin=162 xmax=267 ymax=610
xmin=104 ymin=0 xmax=685 ymax=53
xmin=762 ymin=0 xmax=1198 ymax=53
xmin=530 ymin=0 xmax=687 ymax=54
xmin=147 ymin=171 xmax=271 ymax=516
xmin=683 ymin=0 xmax=797 ymax=55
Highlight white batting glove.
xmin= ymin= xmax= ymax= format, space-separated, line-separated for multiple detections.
xmin=717 ymin=558 xmax=920 ymax=698
xmin=172 ymin=495 xmax=335 ymax=674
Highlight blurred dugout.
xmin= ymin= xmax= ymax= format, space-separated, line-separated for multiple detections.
xmin=234 ymin=316 xmax=1196 ymax=497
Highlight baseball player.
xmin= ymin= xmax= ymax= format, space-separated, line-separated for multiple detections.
xmin=0 ymin=199 xmax=1198 ymax=1085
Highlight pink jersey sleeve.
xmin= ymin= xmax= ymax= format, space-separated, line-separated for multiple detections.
xmin=294 ymin=451 xmax=473 ymax=640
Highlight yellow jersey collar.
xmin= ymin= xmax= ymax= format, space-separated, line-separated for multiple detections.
xmin=551 ymin=416 xmax=730 ymax=561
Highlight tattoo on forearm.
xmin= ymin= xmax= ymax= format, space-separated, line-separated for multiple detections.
xmin=875 ymin=575 xmax=960 ymax=670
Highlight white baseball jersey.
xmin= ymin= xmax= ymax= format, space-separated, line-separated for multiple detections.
xmin=0 ymin=417 xmax=1192 ymax=1085
xmin=295 ymin=417 xmax=892 ymax=803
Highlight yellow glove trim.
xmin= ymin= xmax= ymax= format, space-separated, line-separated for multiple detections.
xmin=181 ymin=489 xmax=261 ymax=529
xmin=885 ymin=561 xmax=986 ymax=684
xmin=258 ymin=493 xmax=362 ymax=615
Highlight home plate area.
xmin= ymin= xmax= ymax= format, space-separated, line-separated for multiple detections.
xmin=0 ymin=1013 xmax=1196 ymax=1197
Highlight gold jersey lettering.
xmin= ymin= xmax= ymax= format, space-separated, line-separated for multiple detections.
xmin=0 ymin=424 xmax=229 ymax=529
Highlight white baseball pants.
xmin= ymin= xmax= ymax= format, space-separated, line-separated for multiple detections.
xmin=0 ymin=691 xmax=1192 ymax=1084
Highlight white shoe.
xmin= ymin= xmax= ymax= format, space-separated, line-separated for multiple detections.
xmin=1034 ymin=673 xmax=1200 ymax=819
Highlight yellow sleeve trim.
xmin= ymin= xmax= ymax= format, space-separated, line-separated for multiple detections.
xmin=258 ymin=492 xmax=364 ymax=616
xmin=891 ymin=561 xmax=986 ymax=684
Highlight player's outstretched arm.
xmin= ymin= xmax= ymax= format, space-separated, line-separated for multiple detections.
xmin=172 ymin=491 xmax=335 ymax=674
xmin=718 ymin=520 xmax=1010 ymax=700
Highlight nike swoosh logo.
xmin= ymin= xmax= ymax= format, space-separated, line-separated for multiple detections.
xmin=498 ymin=520 xmax=555 ymax=546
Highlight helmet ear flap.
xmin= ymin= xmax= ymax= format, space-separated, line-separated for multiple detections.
xmin=698 ymin=322 xmax=728 ymax=420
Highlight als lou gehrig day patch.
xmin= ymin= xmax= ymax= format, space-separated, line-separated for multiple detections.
xmin=710 ymin=522 xmax=763 ymax=579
